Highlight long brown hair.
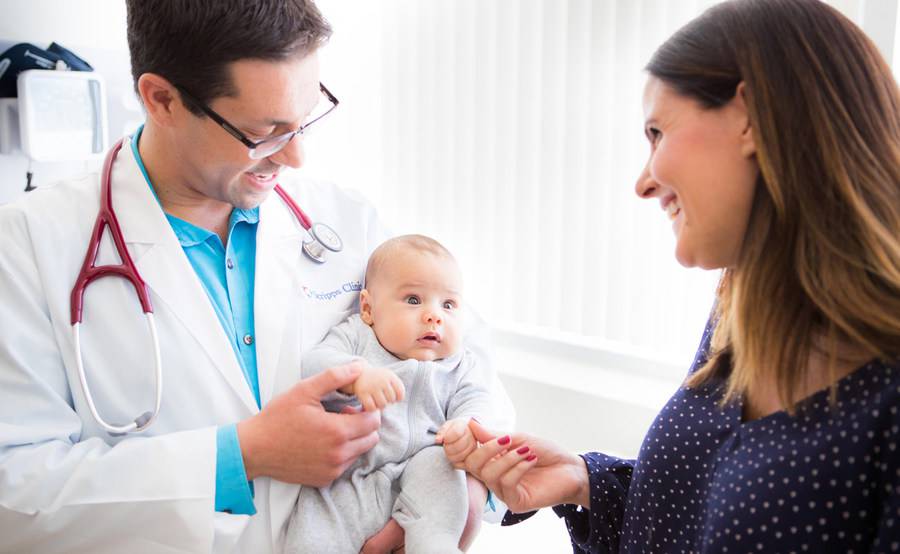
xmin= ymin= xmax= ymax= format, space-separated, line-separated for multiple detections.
xmin=647 ymin=0 xmax=900 ymax=408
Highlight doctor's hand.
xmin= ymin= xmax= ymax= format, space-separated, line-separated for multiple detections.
xmin=462 ymin=420 xmax=590 ymax=514
xmin=237 ymin=362 xmax=381 ymax=487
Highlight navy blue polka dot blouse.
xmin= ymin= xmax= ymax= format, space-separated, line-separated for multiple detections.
xmin=502 ymin=326 xmax=900 ymax=553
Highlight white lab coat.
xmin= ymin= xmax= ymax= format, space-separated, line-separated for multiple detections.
xmin=0 ymin=140 xmax=513 ymax=553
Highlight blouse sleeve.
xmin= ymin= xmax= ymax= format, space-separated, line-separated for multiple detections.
xmin=501 ymin=452 xmax=635 ymax=554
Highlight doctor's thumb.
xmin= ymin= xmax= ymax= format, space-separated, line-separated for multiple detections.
xmin=304 ymin=362 xmax=364 ymax=399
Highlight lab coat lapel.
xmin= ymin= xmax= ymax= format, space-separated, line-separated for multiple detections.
xmin=109 ymin=142 xmax=259 ymax=413
xmin=255 ymin=189 xmax=304 ymax=406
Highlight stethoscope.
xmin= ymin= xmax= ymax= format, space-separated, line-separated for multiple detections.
xmin=71 ymin=137 xmax=342 ymax=435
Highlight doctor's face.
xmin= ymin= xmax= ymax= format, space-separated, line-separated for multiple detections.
xmin=360 ymin=251 xmax=464 ymax=362
xmin=174 ymin=53 xmax=321 ymax=210
xmin=634 ymin=77 xmax=759 ymax=269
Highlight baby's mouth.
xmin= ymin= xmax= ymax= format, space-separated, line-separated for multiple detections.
xmin=418 ymin=331 xmax=442 ymax=344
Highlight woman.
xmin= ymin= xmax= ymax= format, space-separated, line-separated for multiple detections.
xmin=462 ymin=0 xmax=900 ymax=552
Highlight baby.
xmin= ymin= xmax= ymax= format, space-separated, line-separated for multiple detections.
xmin=285 ymin=234 xmax=499 ymax=554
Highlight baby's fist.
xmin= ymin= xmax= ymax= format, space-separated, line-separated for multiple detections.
xmin=354 ymin=367 xmax=405 ymax=412
xmin=436 ymin=417 xmax=478 ymax=468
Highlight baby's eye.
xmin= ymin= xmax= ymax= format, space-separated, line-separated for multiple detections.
xmin=405 ymin=296 xmax=421 ymax=305
xmin=442 ymin=300 xmax=455 ymax=310
xmin=646 ymin=127 xmax=661 ymax=145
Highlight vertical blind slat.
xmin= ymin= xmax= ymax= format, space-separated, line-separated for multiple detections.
xmin=314 ymin=0 xmax=777 ymax=364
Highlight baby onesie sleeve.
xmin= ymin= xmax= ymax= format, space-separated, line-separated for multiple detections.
xmin=301 ymin=315 xmax=366 ymax=378
xmin=444 ymin=352 xmax=499 ymax=427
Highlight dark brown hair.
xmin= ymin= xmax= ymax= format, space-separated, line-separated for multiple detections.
xmin=126 ymin=0 xmax=332 ymax=115
xmin=647 ymin=0 xmax=900 ymax=408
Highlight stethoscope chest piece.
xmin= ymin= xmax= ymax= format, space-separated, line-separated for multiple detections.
xmin=301 ymin=222 xmax=342 ymax=264
xmin=302 ymin=236 xmax=327 ymax=263
xmin=310 ymin=222 xmax=343 ymax=253
xmin=273 ymin=185 xmax=342 ymax=264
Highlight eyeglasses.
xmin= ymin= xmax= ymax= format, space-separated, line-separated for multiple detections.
xmin=175 ymin=83 xmax=339 ymax=160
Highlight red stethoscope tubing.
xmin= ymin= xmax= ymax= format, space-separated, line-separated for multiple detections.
xmin=70 ymin=139 xmax=321 ymax=325
xmin=69 ymin=137 xmax=322 ymax=435
xmin=70 ymin=138 xmax=152 ymax=325
xmin=274 ymin=183 xmax=314 ymax=229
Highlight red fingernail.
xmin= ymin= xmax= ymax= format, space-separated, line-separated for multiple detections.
xmin=516 ymin=446 xmax=530 ymax=455
xmin=525 ymin=454 xmax=537 ymax=462
xmin=497 ymin=435 xmax=511 ymax=445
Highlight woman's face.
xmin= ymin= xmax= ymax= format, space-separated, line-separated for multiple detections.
xmin=635 ymin=76 xmax=760 ymax=269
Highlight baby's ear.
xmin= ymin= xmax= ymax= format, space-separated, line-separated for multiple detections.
xmin=359 ymin=289 xmax=375 ymax=325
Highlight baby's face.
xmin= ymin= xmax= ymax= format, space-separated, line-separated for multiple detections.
xmin=362 ymin=250 xmax=464 ymax=361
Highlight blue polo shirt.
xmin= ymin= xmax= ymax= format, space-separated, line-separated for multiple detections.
xmin=131 ymin=126 xmax=257 ymax=515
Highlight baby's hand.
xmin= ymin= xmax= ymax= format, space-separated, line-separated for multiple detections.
xmin=436 ymin=417 xmax=478 ymax=469
xmin=351 ymin=367 xmax=406 ymax=412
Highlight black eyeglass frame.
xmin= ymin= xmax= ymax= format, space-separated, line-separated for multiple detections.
xmin=175 ymin=83 xmax=339 ymax=159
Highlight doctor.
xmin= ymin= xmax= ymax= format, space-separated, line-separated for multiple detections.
xmin=0 ymin=1 xmax=510 ymax=552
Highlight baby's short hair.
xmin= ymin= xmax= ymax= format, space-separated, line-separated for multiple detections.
xmin=364 ymin=234 xmax=456 ymax=287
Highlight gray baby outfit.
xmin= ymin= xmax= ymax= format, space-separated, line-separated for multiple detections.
xmin=285 ymin=314 xmax=496 ymax=554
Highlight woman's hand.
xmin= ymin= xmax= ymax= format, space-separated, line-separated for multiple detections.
xmin=463 ymin=420 xmax=591 ymax=514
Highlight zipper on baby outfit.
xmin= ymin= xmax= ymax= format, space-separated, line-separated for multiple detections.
xmin=400 ymin=363 xmax=427 ymax=460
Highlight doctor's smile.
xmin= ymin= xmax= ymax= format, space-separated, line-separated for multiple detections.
xmin=0 ymin=0 xmax=898 ymax=552
xmin=244 ymin=169 xmax=281 ymax=190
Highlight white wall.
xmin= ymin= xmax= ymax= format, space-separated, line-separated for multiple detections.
xmin=0 ymin=1 xmax=127 ymax=48
xmin=0 ymin=1 xmax=137 ymax=204
xmin=3 ymin=0 xmax=898 ymax=448
xmin=0 ymin=2 xmax=898 ymax=551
